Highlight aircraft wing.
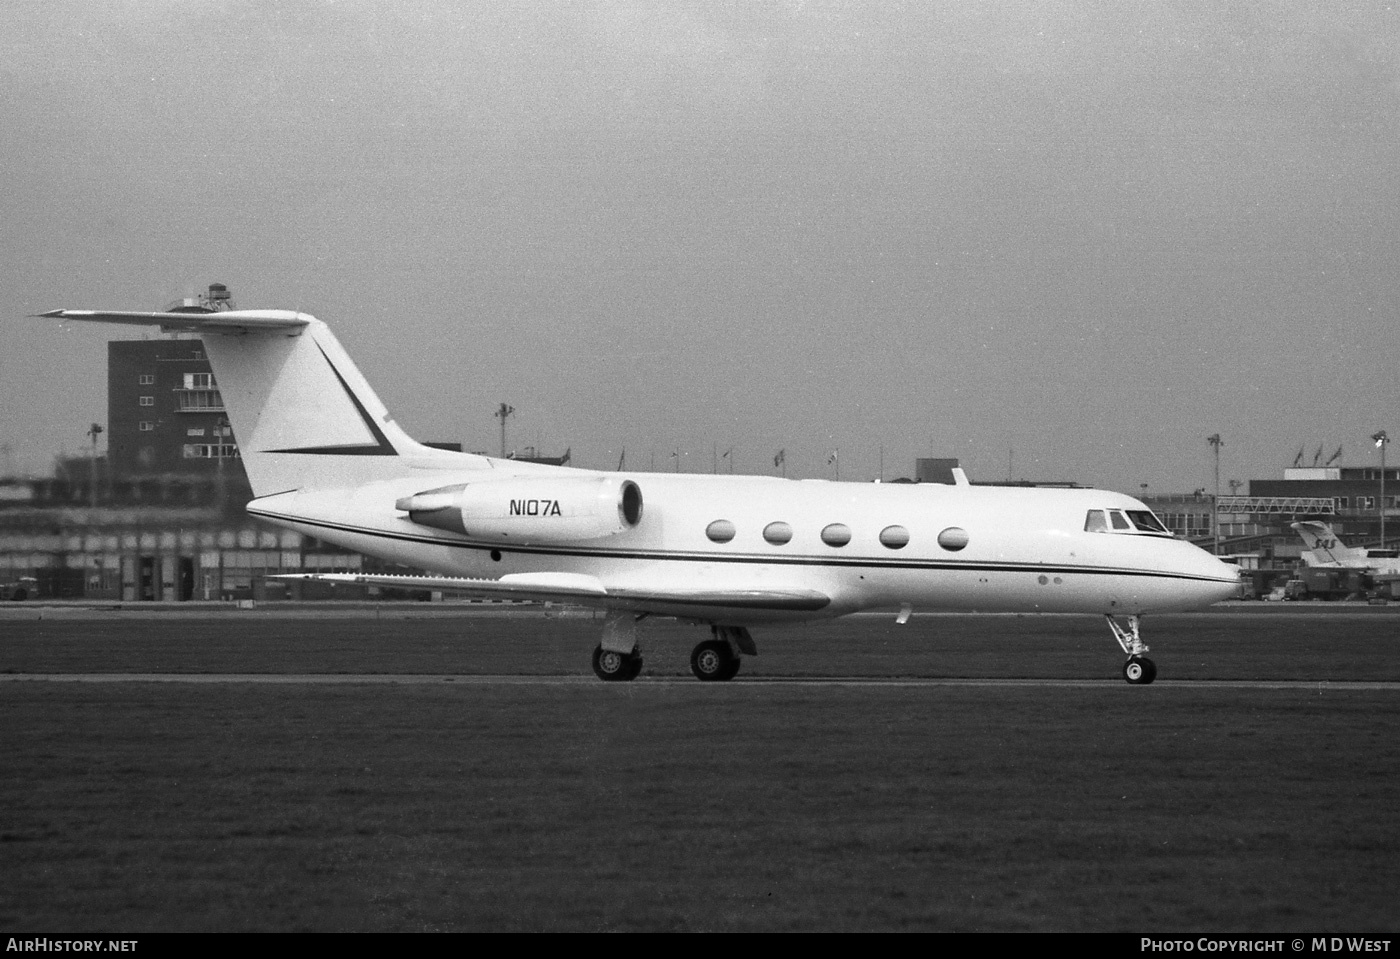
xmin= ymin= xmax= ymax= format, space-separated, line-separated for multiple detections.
xmin=270 ymin=572 xmax=832 ymax=612
xmin=35 ymin=309 xmax=311 ymax=333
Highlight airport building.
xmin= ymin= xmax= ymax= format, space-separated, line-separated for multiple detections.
xmin=0 ymin=472 xmax=366 ymax=601
xmin=107 ymin=337 xmax=245 ymax=480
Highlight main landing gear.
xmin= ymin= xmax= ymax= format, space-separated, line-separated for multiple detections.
xmin=589 ymin=616 xmax=757 ymax=682
xmin=592 ymin=644 xmax=644 ymax=682
xmin=593 ymin=610 xmax=645 ymax=682
xmin=1105 ymin=614 xmax=1157 ymax=685
xmin=689 ymin=626 xmax=755 ymax=681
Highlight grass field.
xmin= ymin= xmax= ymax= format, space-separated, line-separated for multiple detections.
xmin=2 ymin=607 xmax=1399 ymax=932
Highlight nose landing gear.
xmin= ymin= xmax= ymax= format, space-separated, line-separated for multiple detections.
xmin=1106 ymin=614 xmax=1157 ymax=685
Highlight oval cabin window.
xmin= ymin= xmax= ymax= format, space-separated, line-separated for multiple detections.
xmin=820 ymin=523 xmax=852 ymax=547
xmin=879 ymin=525 xmax=910 ymax=549
xmin=706 ymin=519 xmax=736 ymax=543
xmin=763 ymin=521 xmax=793 ymax=545
xmin=937 ymin=527 xmax=969 ymax=551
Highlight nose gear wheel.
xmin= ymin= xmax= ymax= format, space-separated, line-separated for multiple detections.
xmin=1106 ymin=614 xmax=1157 ymax=685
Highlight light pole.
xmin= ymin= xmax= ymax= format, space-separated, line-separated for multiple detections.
xmin=494 ymin=403 xmax=514 ymax=459
xmin=86 ymin=423 xmax=103 ymax=508
xmin=1207 ymin=434 xmax=1224 ymax=555
xmin=1373 ymin=431 xmax=1389 ymax=548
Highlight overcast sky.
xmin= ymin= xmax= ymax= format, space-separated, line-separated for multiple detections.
xmin=3 ymin=1 xmax=1397 ymax=493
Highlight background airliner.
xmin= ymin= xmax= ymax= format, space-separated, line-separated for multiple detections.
xmin=1292 ymin=521 xmax=1400 ymax=581
xmin=34 ymin=306 xmax=1240 ymax=684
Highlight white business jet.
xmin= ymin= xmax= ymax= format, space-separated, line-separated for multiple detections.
xmin=35 ymin=306 xmax=1239 ymax=684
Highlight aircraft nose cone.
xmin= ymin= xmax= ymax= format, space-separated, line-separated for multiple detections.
xmin=1198 ymin=555 xmax=1242 ymax=604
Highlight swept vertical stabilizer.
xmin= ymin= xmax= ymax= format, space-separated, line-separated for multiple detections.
xmin=35 ymin=309 xmax=491 ymax=494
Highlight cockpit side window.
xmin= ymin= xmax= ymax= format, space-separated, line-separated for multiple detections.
xmin=1084 ymin=510 xmax=1107 ymax=532
xmin=1109 ymin=510 xmax=1131 ymax=530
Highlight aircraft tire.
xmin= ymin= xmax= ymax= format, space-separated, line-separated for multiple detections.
xmin=1123 ymin=656 xmax=1156 ymax=685
xmin=592 ymin=644 xmax=639 ymax=682
xmin=690 ymin=639 xmax=736 ymax=682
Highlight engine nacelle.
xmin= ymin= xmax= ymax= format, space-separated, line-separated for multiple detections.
xmin=396 ymin=476 xmax=643 ymax=544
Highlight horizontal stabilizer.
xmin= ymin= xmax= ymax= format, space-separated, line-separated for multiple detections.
xmin=271 ymin=572 xmax=831 ymax=612
xmin=35 ymin=309 xmax=310 ymax=333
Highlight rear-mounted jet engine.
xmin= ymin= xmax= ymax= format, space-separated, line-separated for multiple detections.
xmin=396 ymin=476 xmax=643 ymax=544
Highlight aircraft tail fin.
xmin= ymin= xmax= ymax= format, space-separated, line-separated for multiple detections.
xmin=35 ymin=309 xmax=491 ymax=495
xmin=1290 ymin=521 xmax=1363 ymax=566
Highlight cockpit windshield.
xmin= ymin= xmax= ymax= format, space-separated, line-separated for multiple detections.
xmin=1125 ymin=510 xmax=1169 ymax=534
xmin=1084 ymin=509 xmax=1173 ymax=537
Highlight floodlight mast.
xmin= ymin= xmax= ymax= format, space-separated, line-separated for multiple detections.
xmin=495 ymin=403 xmax=515 ymax=459
xmin=87 ymin=423 xmax=103 ymax=508
xmin=1374 ymin=431 xmax=1389 ymax=549
xmin=1207 ymin=434 xmax=1223 ymax=555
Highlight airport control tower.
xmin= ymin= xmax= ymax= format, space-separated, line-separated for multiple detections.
xmin=107 ymin=284 xmax=247 ymax=481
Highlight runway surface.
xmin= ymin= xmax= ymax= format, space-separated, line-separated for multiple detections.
xmin=7 ymin=607 xmax=1400 ymax=932
xmin=5 ymin=672 xmax=1398 ymax=690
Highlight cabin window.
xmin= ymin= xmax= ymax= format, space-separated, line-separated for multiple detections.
xmin=879 ymin=525 xmax=909 ymax=549
xmin=763 ymin=521 xmax=793 ymax=545
xmin=1085 ymin=510 xmax=1107 ymax=532
xmin=820 ymin=523 xmax=851 ymax=547
xmin=937 ymin=527 xmax=969 ymax=551
xmin=706 ymin=520 xmax=736 ymax=543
